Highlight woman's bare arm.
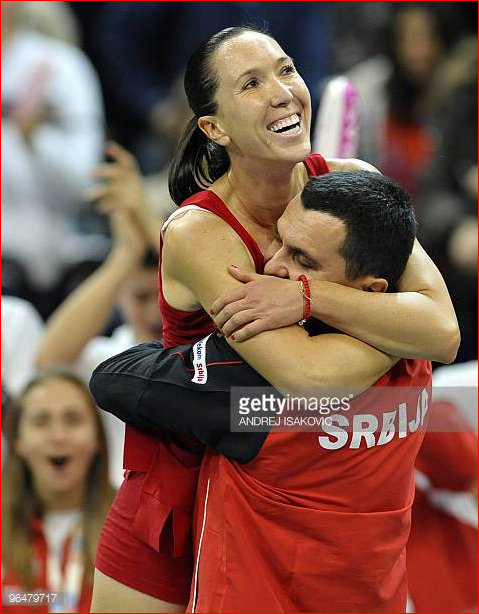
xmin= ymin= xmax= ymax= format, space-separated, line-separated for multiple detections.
xmin=163 ymin=212 xmax=395 ymax=396
xmin=208 ymin=241 xmax=459 ymax=364
xmin=308 ymin=240 xmax=460 ymax=363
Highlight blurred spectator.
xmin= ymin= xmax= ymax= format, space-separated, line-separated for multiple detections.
xmin=1 ymin=295 xmax=44 ymax=466
xmin=36 ymin=187 xmax=163 ymax=487
xmin=407 ymin=361 xmax=478 ymax=612
xmin=416 ymin=37 xmax=477 ymax=363
xmin=330 ymin=1 xmax=393 ymax=72
xmin=1 ymin=368 xmax=115 ymax=613
xmin=87 ymin=141 xmax=173 ymax=249
xmin=95 ymin=1 xmax=331 ymax=173
xmin=1 ymin=1 xmax=105 ymax=318
xmin=344 ymin=2 xmax=454 ymax=196
xmin=19 ymin=1 xmax=80 ymax=46
xmin=330 ymin=2 xmax=475 ymax=74
xmin=433 ymin=360 xmax=478 ymax=429
xmin=1 ymin=296 xmax=44 ymax=396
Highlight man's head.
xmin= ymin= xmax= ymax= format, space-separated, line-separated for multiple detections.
xmin=265 ymin=171 xmax=417 ymax=292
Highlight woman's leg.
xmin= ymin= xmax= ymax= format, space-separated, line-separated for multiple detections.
xmin=90 ymin=569 xmax=185 ymax=613
xmin=93 ymin=471 xmax=193 ymax=611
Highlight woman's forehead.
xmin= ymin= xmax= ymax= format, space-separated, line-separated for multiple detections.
xmin=212 ymin=32 xmax=287 ymax=83
xmin=23 ymin=380 xmax=88 ymax=409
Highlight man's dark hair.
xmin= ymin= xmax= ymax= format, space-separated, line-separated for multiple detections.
xmin=301 ymin=171 xmax=417 ymax=289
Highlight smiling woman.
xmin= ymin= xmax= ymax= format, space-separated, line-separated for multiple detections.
xmin=1 ymin=368 xmax=115 ymax=613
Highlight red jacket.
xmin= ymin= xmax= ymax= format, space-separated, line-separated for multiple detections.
xmin=189 ymin=359 xmax=432 ymax=613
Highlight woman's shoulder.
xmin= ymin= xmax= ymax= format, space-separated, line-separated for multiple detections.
xmin=163 ymin=201 xmax=240 ymax=250
xmin=164 ymin=182 xmax=236 ymax=241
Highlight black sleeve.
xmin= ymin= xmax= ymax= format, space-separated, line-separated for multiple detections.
xmin=89 ymin=333 xmax=270 ymax=463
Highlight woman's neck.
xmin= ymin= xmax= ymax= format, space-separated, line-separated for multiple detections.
xmin=36 ymin=484 xmax=85 ymax=514
xmin=220 ymin=159 xmax=308 ymax=228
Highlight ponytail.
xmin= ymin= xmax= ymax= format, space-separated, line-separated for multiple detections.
xmin=168 ymin=117 xmax=230 ymax=206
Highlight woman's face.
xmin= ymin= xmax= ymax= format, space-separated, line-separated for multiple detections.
xmin=15 ymin=379 xmax=99 ymax=502
xmin=395 ymin=8 xmax=443 ymax=84
xmin=208 ymin=31 xmax=312 ymax=165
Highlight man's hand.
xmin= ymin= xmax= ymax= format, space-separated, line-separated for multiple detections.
xmin=210 ymin=266 xmax=303 ymax=341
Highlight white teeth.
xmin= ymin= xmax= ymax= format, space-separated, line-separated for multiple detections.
xmin=268 ymin=113 xmax=300 ymax=133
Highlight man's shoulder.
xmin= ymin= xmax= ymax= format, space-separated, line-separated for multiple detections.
xmin=376 ymin=358 xmax=432 ymax=388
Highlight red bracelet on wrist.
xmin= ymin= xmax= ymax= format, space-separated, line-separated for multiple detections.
xmin=298 ymin=274 xmax=312 ymax=322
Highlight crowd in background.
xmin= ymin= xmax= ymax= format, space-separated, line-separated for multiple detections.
xmin=1 ymin=2 xmax=477 ymax=612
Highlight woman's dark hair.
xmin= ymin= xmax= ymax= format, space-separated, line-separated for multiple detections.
xmin=168 ymin=26 xmax=273 ymax=205
xmin=384 ymin=2 xmax=453 ymax=122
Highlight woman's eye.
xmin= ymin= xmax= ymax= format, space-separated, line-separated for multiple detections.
xmin=281 ymin=64 xmax=296 ymax=75
xmin=64 ymin=413 xmax=84 ymax=426
xmin=243 ymin=79 xmax=259 ymax=90
xmin=31 ymin=416 xmax=49 ymax=427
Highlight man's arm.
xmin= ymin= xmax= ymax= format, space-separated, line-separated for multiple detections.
xmin=163 ymin=211 xmax=395 ymax=395
xmin=89 ymin=336 xmax=269 ymax=464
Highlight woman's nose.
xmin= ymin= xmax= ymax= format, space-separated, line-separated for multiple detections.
xmin=269 ymin=78 xmax=294 ymax=107
xmin=48 ymin=422 xmax=69 ymax=442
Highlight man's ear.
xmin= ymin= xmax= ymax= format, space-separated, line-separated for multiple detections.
xmin=362 ymin=277 xmax=388 ymax=293
xmin=197 ymin=116 xmax=230 ymax=147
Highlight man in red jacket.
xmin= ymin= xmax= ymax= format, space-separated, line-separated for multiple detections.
xmin=91 ymin=171 xmax=432 ymax=613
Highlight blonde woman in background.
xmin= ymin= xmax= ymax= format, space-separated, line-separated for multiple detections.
xmin=1 ymin=368 xmax=115 ymax=613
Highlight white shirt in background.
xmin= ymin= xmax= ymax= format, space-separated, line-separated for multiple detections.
xmin=75 ymin=324 xmax=137 ymax=489
xmin=1 ymin=30 xmax=104 ymax=290
xmin=1 ymin=295 xmax=44 ymax=395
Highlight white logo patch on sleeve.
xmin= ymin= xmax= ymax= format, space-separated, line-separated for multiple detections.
xmin=191 ymin=334 xmax=213 ymax=384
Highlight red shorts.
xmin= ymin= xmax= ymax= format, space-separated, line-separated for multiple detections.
xmin=95 ymin=470 xmax=193 ymax=604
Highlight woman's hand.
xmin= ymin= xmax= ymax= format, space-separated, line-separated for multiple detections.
xmin=86 ymin=141 xmax=163 ymax=253
xmin=87 ymin=141 xmax=145 ymax=214
xmin=210 ymin=266 xmax=303 ymax=341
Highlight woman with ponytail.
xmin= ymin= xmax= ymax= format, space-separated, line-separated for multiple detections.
xmin=91 ymin=26 xmax=458 ymax=612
